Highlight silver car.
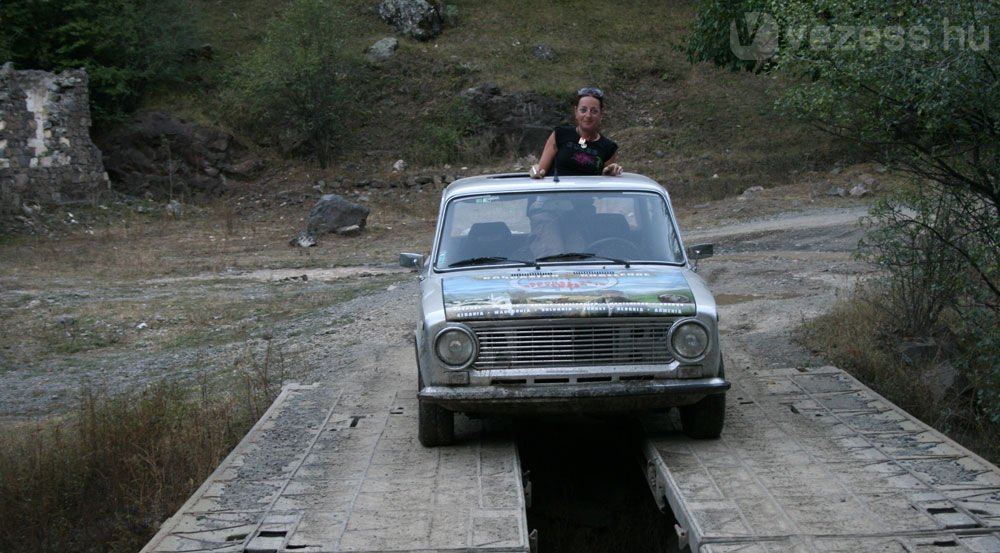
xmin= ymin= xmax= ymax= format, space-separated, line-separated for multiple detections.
xmin=401 ymin=172 xmax=729 ymax=446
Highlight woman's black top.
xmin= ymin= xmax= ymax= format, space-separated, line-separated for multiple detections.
xmin=549 ymin=125 xmax=618 ymax=176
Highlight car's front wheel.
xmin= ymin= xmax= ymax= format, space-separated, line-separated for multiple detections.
xmin=418 ymin=372 xmax=454 ymax=447
xmin=679 ymin=393 xmax=726 ymax=439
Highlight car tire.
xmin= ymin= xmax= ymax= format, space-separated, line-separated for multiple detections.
xmin=679 ymin=393 xmax=726 ymax=439
xmin=680 ymin=356 xmax=726 ymax=439
xmin=417 ymin=371 xmax=455 ymax=447
xmin=418 ymin=398 xmax=454 ymax=447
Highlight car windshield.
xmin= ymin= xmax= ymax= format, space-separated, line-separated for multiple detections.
xmin=434 ymin=190 xmax=685 ymax=269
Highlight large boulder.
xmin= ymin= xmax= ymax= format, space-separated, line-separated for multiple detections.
xmin=98 ymin=112 xmax=237 ymax=198
xmin=377 ymin=0 xmax=442 ymax=41
xmin=460 ymin=83 xmax=567 ymax=154
xmin=308 ymin=194 xmax=370 ymax=235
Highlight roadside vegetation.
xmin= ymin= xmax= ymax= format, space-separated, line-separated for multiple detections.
xmin=0 ymin=358 xmax=282 ymax=553
xmin=689 ymin=0 xmax=999 ymax=460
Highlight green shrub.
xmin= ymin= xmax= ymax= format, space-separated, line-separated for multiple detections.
xmin=222 ymin=0 xmax=362 ymax=168
xmin=685 ymin=0 xmax=770 ymax=70
xmin=859 ymin=188 xmax=967 ymax=336
xmin=957 ymin=308 xmax=1000 ymax=425
xmin=412 ymin=97 xmax=493 ymax=166
xmin=0 ymin=0 xmax=201 ymax=129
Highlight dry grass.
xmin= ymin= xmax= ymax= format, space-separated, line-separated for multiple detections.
xmin=0 ymin=351 xmax=281 ymax=553
xmin=798 ymin=285 xmax=1000 ymax=464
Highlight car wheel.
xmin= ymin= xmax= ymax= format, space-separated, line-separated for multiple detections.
xmin=679 ymin=393 xmax=726 ymax=439
xmin=417 ymin=371 xmax=454 ymax=447
xmin=418 ymin=398 xmax=454 ymax=447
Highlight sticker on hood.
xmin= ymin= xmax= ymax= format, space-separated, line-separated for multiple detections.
xmin=443 ymin=270 xmax=696 ymax=320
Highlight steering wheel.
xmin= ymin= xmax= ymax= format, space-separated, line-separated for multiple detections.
xmin=586 ymin=237 xmax=642 ymax=259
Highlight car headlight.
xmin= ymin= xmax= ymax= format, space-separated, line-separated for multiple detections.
xmin=669 ymin=319 xmax=710 ymax=361
xmin=434 ymin=325 xmax=477 ymax=369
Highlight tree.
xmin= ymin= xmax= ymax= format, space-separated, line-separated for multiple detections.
xmin=688 ymin=0 xmax=1000 ymax=418
xmin=770 ymin=1 xmax=999 ymax=309
xmin=223 ymin=0 xmax=361 ymax=168
xmin=0 ymin=0 xmax=200 ymax=128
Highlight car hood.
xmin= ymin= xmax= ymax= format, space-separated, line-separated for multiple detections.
xmin=441 ymin=267 xmax=696 ymax=321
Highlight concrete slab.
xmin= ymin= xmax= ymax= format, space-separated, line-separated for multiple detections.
xmin=141 ymin=346 xmax=529 ymax=553
xmin=642 ymin=365 xmax=1000 ymax=552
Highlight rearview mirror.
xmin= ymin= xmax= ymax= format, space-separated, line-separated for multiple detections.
xmin=686 ymin=244 xmax=714 ymax=260
xmin=399 ymin=252 xmax=425 ymax=269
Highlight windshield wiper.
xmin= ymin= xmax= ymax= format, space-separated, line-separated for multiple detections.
xmin=534 ymin=252 xmax=631 ymax=268
xmin=448 ymin=256 xmax=538 ymax=268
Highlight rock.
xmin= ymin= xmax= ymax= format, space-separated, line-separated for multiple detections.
xmin=849 ymin=183 xmax=869 ymax=197
xmin=366 ymin=37 xmax=399 ymax=63
xmin=392 ymin=159 xmax=407 ymax=172
xmin=307 ymin=194 xmax=370 ymax=236
xmin=826 ymin=187 xmax=847 ymax=197
xmin=224 ymin=158 xmax=265 ymax=179
xmin=532 ymin=44 xmax=556 ymax=61
xmin=738 ymin=185 xmax=764 ymax=200
xmin=377 ymin=0 xmax=442 ymax=41
xmin=289 ymin=231 xmax=317 ymax=247
xmin=99 ymin=112 xmax=237 ymax=198
xmin=459 ymin=83 xmax=565 ymax=154
xmin=335 ymin=224 xmax=362 ymax=236
xmin=166 ymin=199 xmax=183 ymax=217
xmin=898 ymin=337 xmax=938 ymax=367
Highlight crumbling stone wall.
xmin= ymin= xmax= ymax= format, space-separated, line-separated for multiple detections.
xmin=0 ymin=62 xmax=109 ymax=214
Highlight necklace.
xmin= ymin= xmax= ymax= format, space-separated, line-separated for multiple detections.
xmin=577 ymin=129 xmax=599 ymax=147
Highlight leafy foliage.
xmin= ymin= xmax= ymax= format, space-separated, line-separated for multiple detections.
xmin=689 ymin=0 xmax=1000 ymax=422
xmin=222 ymin=0 xmax=362 ymax=168
xmin=0 ymin=0 xmax=201 ymax=128
xmin=685 ymin=0 xmax=769 ymax=70
xmin=768 ymin=0 xmax=999 ymax=313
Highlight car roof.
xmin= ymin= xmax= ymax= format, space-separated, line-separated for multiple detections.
xmin=441 ymin=172 xmax=669 ymax=201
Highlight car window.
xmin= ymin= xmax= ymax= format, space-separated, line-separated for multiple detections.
xmin=435 ymin=190 xmax=683 ymax=268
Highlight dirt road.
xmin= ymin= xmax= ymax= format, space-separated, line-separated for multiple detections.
xmin=0 ymin=198 xmax=873 ymax=424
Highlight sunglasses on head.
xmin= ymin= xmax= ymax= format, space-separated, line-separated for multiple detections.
xmin=577 ymin=87 xmax=604 ymax=98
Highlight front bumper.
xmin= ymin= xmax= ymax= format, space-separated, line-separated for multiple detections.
xmin=419 ymin=377 xmax=730 ymax=414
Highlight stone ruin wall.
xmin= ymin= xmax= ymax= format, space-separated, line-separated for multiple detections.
xmin=0 ymin=62 xmax=109 ymax=214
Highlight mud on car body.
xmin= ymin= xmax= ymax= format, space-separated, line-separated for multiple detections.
xmin=400 ymin=172 xmax=730 ymax=446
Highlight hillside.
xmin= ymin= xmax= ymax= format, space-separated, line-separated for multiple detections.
xmin=152 ymin=0 xmax=854 ymax=207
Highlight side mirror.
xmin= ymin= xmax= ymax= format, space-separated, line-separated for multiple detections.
xmin=686 ymin=243 xmax=714 ymax=260
xmin=399 ymin=252 xmax=425 ymax=269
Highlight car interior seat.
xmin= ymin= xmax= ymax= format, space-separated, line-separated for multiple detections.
xmin=463 ymin=221 xmax=514 ymax=259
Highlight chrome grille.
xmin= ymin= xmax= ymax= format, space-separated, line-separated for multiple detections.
xmin=471 ymin=321 xmax=674 ymax=370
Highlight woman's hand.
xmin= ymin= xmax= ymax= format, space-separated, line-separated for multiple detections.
xmin=603 ymin=163 xmax=623 ymax=176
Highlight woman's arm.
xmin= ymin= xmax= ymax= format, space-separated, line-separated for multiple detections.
xmin=602 ymin=153 xmax=622 ymax=176
xmin=530 ymin=132 xmax=557 ymax=178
